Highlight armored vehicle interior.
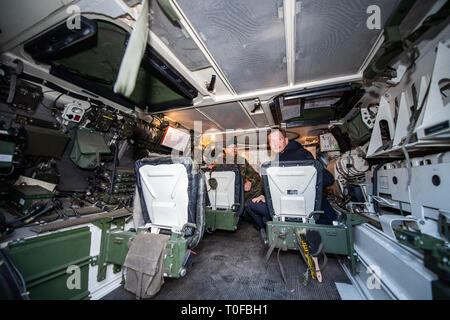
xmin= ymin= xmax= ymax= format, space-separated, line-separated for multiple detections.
xmin=0 ymin=0 xmax=449 ymax=301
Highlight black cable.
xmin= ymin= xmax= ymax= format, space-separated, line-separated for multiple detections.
xmin=0 ymin=249 xmax=29 ymax=299
xmin=0 ymin=250 xmax=20 ymax=295
xmin=4 ymin=251 xmax=29 ymax=300
xmin=5 ymin=203 xmax=45 ymax=225
xmin=109 ymin=139 xmax=121 ymax=195
xmin=23 ymin=202 xmax=55 ymax=225
xmin=118 ymin=199 xmax=132 ymax=213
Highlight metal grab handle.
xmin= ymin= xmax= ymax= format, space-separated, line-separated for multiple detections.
xmin=307 ymin=211 xmax=324 ymax=223
xmin=371 ymin=195 xmax=396 ymax=207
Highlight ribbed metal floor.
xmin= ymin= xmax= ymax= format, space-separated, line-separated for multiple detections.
xmin=103 ymin=221 xmax=351 ymax=300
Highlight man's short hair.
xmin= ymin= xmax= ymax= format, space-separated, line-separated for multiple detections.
xmin=267 ymin=128 xmax=288 ymax=141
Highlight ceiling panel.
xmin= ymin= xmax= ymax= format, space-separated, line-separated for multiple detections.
xmin=165 ymin=108 xmax=220 ymax=132
xmin=0 ymin=0 xmax=70 ymax=47
xmin=149 ymin=0 xmax=211 ymax=71
xmin=252 ymin=113 xmax=270 ymax=128
xmin=177 ymin=0 xmax=287 ymax=94
xmin=199 ymin=102 xmax=255 ymax=130
xmin=295 ymin=0 xmax=399 ymax=83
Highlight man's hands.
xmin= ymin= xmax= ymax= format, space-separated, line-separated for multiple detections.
xmin=244 ymin=180 xmax=252 ymax=192
xmin=207 ymin=164 xmax=215 ymax=170
xmin=252 ymin=195 xmax=265 ymax=203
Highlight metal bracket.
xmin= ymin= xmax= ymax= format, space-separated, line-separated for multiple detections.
xmin=90 ymin=255 xmax=99 ymax=266
xmin=93 ymin=216 xmax=127 ymax=282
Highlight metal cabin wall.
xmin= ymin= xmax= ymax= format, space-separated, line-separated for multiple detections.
xmin=3 ymin=227 xmax=92 ymax=300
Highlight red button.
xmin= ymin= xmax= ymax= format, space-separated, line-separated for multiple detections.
xmin=74 ymin=115 xmax=81 ymax=121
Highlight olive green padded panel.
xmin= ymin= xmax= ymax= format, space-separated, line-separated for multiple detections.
xmin=70 ymin=128 xmax=111 ymax=169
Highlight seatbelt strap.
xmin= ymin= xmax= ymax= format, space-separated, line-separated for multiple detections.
xmin=277 ymin=247 xmax=288 ymax=285
xmin=294 ymin=237 xmax=312 ymax=286
xmin=296 ymin=230 xmax=317 ymax=285
xmin=311 ymin=242 xmax=328 ymax=273
xmin=265 ymin=229 xmax=289 ymax=286
xmin=136 ymin=272 xmax=143 ymax=300
xmin=265 ymin=234 xmax=278 ymax=264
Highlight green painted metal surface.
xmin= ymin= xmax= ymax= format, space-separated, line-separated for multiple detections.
xmin=105 ymin=231 xmax=136 ymax=266
xmin=8 ymin=185 xmax=55 ymax=216
xmin=3 ymin=227 xmax=91 ymax=300
xmin=266 ymin=213 xmax=368 ymax=275
xmin=396 ymin=228 xmax=450 ymax=284
xmin=96 ymin=222 xmax=189 ymax=280
xmin=205 ymin=208 xmax=237 ymax=232
xmin=164 ymin=233 xmax=188 ymax=278
xmin=266 ymin=221 xmax=349 ymax=255
xmin=432 ymin=280 xmax=450 ymax=300
xmin=0 ymin=140 xmax=15 ymax=168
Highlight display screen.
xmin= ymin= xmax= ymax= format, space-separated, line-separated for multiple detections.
xmin=161 ymin=126 xmax=191 ymax=152
xmin=320 ymin=133 xmax=340 ymax=152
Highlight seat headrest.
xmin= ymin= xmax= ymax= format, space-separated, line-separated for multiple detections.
xmin=204 ymin=167 xmax=243 ymax=211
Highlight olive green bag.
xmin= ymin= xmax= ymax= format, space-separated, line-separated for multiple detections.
xmin=70 ymin=128 xmax=111 ymax=169
xmin=345 ymin=112 xmax=372 ymax=145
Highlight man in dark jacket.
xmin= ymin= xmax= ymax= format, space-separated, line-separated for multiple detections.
xmin=247 ymin=129 xmax=336 ymax=242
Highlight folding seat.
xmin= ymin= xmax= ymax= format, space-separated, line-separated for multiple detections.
xmin=124 ymin=156 xmax=206 ymax=282
xmin=261 ymin=160 xmax=367 ymax=278
xmin=134 ymin=155 xmax=206 ymax=250
xmin=203 ymin=166 xmax=244 ymax=232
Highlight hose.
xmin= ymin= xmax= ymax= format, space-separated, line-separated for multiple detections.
xmin=23 ymin=202 xmax=55 ymax=224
